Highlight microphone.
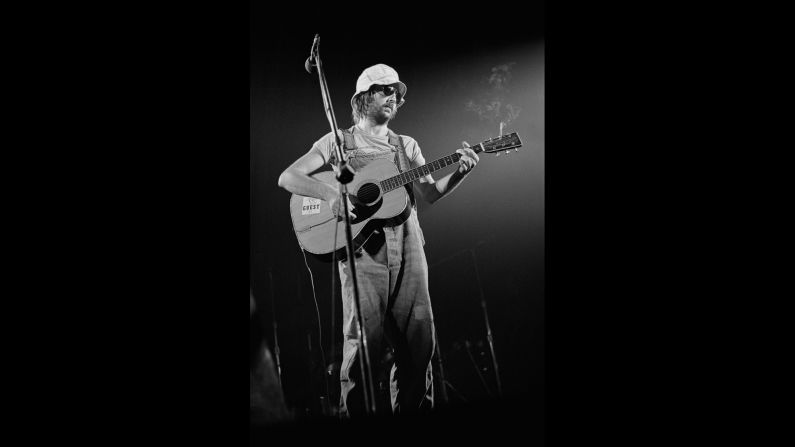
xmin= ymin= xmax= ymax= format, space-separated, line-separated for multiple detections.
xmin=304 ymin=34 xmax=319 ymax=73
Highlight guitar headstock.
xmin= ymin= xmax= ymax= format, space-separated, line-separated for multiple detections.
xmin=476 ymin=132 xmax=523 ymax=155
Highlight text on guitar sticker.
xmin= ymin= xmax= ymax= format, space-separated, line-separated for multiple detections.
xmin=301 ymin=197 xmax=322 ymax=215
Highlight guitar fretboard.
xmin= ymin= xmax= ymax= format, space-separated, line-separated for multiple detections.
xmin=380 ymin=145 xmax=483 ymax=193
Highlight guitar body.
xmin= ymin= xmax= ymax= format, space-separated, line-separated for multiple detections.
xmin=287 ymin=132 xmax=523 ymax=261
xmin=289 ymin=158 xmax=412 ymax=260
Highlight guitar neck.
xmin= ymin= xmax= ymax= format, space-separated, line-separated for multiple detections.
xmin=380 ymin=144 xmax=484 ymax=193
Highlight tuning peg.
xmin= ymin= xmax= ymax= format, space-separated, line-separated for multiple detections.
xmin=506 ymin=150 xmax=511 ymax=154
xmin=495 ymin=152 xmax=500 ymax=157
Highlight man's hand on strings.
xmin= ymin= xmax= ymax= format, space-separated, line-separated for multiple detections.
xmin=329 ymin=193 xmax=357 ymax=220
xmin=456 ymin=141 xmax=480 ymax=174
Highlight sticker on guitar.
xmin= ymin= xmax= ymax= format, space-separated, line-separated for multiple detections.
xmin=301 ymin=197 xmax=322 ymax=215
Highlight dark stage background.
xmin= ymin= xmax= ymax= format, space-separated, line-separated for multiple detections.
xmin=250 ymin=11 xmax=544 ymax=425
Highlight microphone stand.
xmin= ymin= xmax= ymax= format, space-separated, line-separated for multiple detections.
xmin=433 ymin=327 xmax=450 ymax=405
xmin=469 ymin=249 xmax=503 ymax=397
xmin=429 ymin=239 xmax=503 ymax=400
xmin=305 ymin=34 xmax=377 ymax=416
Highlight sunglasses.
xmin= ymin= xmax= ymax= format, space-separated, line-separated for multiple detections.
xmin=370 ymin=84 xmax=402 ymax=99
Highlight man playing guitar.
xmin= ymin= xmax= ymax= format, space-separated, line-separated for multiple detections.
xmin=278 ymin=63 xmax=479 ymax=417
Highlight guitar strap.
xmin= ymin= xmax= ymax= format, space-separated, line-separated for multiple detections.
xmin=340 ymin=127 xmax=357 ymax=155
xmin=341 ymin=127 xmax=416 ymax=208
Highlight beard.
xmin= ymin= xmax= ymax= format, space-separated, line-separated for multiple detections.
xmin=366 ymin=101 xmax=397 ymax=124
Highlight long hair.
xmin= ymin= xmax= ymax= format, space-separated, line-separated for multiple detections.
xmin=351 ymin=90 xmax=398 ymax=125
xmin=351 ymin=92 xmax=373 ymax=124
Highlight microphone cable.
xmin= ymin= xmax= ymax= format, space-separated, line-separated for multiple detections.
xmin=297 ymin=190 xmax=347 ymax=416
xmin=300 ymin=241 xmax=332 ymax=414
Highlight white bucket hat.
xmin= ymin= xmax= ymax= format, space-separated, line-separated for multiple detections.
xmin=349 ymin=63 xmax=407 ymax=109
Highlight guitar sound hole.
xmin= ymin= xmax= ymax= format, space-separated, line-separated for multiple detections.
xmin=357 ymin=183 xmax=380 ymax=204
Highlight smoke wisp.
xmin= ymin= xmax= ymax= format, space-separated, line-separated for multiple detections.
xmin=465 ymin=62 xmax=522 ymax=130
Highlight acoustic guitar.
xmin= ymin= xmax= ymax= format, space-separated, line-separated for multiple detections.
xmin=289 ymin=132 xmax=522 ymax=260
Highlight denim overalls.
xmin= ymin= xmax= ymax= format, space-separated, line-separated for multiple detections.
xmin=333 ymin=127 xmax=436 ymax=417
